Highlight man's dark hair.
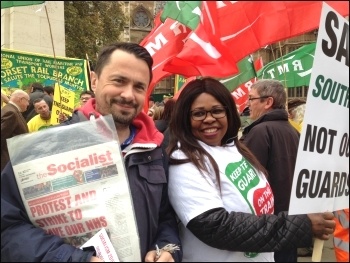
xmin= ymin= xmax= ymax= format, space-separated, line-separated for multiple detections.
xmin=43 ymin=86 xmax=54 ymax=96
xmin=33 ymin=98 xmax=46 ymax=106
xmin=31 ymin=82 xmax=44 ymax=92
xmin=94 ymin=42 xmax=153 ymax=83
xmin=80 ymin=90 xmax=95 ymax=98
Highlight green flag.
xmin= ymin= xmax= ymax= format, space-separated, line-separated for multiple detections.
xmin=218 ymin=56 xmax=257 ymax=92
xmin=160 ymin=1 xmax=202 ymax=30
xmin=257 ymin=43 xmax=316 ymax=87
xmin=1 ymin=1 xmax=45 ymax=9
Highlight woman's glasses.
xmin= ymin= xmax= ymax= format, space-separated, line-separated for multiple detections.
xmin=191 ymin=106 xmax=227 ymax=121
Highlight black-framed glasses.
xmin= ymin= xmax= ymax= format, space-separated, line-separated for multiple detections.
xmin=248 ymin=96 xmax=269 ymax=101
xmin=191 ymin=106 xmax=227 ymax=121
xmin=20 ymin=97 xmax=30 ymax=102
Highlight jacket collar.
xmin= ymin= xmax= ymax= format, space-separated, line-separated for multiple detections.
xmin=77 ymin=98 xmax=164 ymax=147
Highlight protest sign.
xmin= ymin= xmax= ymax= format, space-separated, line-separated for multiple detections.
xmin=1 ymin=48 xmax=89 ymax=108
xmin=289 ymin=3 xmax=349 ymax=215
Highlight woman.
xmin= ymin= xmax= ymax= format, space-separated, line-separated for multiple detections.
xmin=167 ymin=77 xmax=335 ymax=262
xmin=155 ymin=98 xmax=176 ymax=133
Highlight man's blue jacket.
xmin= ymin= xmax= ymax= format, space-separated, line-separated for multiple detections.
xmin=1 ymin=99 xmax=182 ymax=262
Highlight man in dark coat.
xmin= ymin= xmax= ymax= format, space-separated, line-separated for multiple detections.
xmin=1 ymin=90 xmax=29 ymax=172
xmin=240 ymin=79 xmax=300 ymax=262
xmin=22 ymin=82 xmax=53 ymax=122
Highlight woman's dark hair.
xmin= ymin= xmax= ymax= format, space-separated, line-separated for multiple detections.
xmin=161 ymin=98 xmax=176 ymax=121
xmin=167 ymin=77 xmax=267 ymax=191
xmin=94 ymin=42 xmax=153 ymax=83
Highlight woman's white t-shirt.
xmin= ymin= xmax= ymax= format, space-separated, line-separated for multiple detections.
xmin=168 ymin=141 xmax=275 ymax=262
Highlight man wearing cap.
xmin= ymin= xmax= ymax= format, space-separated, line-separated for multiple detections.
xmin=287 ymin=98 xmax=306 ymax=133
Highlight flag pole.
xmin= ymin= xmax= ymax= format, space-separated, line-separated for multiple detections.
xmin=278 ymin=41 xmax=289 ymax=110
xmin=44 ymin=3 xmax=62 ymax=114
xmin=85 ymin=53 xmax=92 ymax=91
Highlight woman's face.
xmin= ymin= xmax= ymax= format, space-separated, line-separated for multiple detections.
xmin=190 ymin=93 xmax=228 ymax=146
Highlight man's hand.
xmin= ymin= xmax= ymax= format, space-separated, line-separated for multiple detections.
xmin=89 ymin=256 xmax=103 ymax=262
xmin=58 ymin=112 xmax=68 ymax=123
xmin=144 ymin=250 xmax=174 ymax=262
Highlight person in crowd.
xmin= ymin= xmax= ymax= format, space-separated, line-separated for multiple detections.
xmin=166 ymin=77 xmax=335 ymax=262
xmin=22 ymin=82 xmax=53 ymax=122
xmin=58 ymin=90 xmax=96 ymax=123
xmin=148 ymin=95 xmax=155 ymax=109
xmin=159 ymin=94 xmax=173 ymax=106
xmin=1 ymin=89 xmax=29 ymax=172
xmin=1 ymin=42 xmax=182 ymax=262
xmin=148 ymin=104 xmax=164 ymax=121
xmin=27 ymin=98 xmax=55 ymax=132
xmin=333 ymin=208 xmax=349 ymax=262
xmin=43 ymin=85 xmax=55 ymax=98
xmin=43 ymin=85 xmax=55 ymax=110
xmin=239 ymin=79 xmax=300 ymax=262
xmin=287 ymin=97 xmax=306 ymax=133
xmin=79 ymin=90 xmax=95 ymax=107
xmin=155 ymin=99 xmax=176 ymax=133
xmin=286 ymin=98 xmax=310 ymax=257
xmin=1 ymin=90 xmax=10 ymax=108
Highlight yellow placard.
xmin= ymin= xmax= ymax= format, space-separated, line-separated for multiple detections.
xmin=51 ymin=83 xmax=75 ymax=124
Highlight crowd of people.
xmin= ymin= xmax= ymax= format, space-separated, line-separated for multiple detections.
xmin=1 ymin=42 xmax=347 ymax=262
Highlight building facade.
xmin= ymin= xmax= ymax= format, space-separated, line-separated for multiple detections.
xmin=121 ymin=1 xmax=174 ymax=98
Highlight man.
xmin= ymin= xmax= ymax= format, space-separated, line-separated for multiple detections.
xmin=22 ymin=82 xmax=53 ymax=122
xmin=1 ymin=42 xmax=182 ymax=262
xmin=79 ymin=90 xmax=95 ymax=107
xmin=1 ymin=89 xmax=29 ymax=172
xmin=149 ymin=95 xmax=155 ymax=109
xmin=287 ymin=98 xmax=306 ymax=133
xmin=27 ymin=98 xmax=55 ymax=132
xmin=43 ymin=85 xmax=54 ymax=111
xmin=239 ymin=79 xmax=300 ymax=262
xmin=43 ymin=85 xmax=54 ymax=98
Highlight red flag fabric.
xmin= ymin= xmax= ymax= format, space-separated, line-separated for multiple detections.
xmin=164 ymin=1 xmax=349 ymax=78
xmin=233 ymin=56 xmax=264 ymax=113
xmin=140 ymin=13 xmax=191 ymax=112
xmin=254 ymin=56 xmax=264 ymax=73
xmin=163 ymin=1 xmax=239 ymax=78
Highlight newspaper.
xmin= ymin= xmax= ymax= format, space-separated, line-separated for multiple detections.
xmin=7 ymin=115 xmax=141 ymax=262
xmin=81 ymin=228 xmax=119 ymax=262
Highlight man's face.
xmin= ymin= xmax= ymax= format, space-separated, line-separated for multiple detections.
xmin=34 ymin=100 xmax=50 ymax=118
xmin=19 ymin=95 xmax=30 ymax=112
xmin=91 ymin=50 xmax=150 ymax=126
xmin=80 ymin=94 xmax=92 ymax=106
xmin=248 ymin=88 xmax=270 ymax=121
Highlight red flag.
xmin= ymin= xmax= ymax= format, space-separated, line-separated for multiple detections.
xmin=164 ymin=1 xmax=349 ymax=78
xmin=233 ymin=56 xmax=263 ymax=113
xmin=140 ymin=13 xmax=191 ymax=112
xmin=163 ymin=1 xmax=239 ymax=78
xmin=254 ymin=56 xmax=264 ymax=73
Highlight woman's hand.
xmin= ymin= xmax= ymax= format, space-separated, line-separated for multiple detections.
xmin=307 ymin=212 xmax=336 ymax=240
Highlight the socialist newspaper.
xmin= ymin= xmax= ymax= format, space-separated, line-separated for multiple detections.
xmin=7 ymin=115 xmax=141 ymax=261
